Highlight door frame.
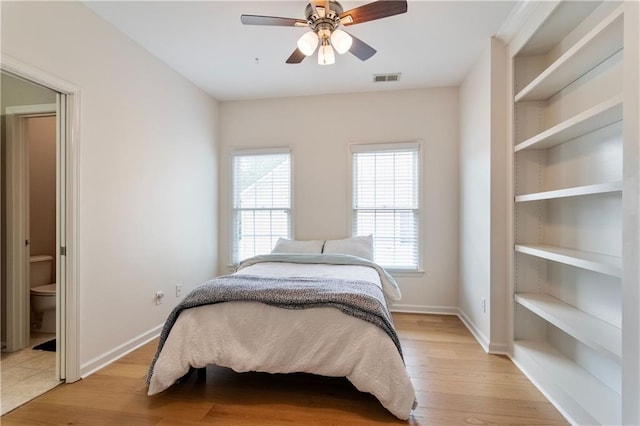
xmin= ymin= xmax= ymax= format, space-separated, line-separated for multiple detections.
xmin=2 ymin=54 xmax=81 ymax=382
xmin=5 ymin=104 xmax=57 ymax=353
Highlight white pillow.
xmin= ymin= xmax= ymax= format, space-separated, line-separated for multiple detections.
xmin=271 ymin=238 xmax=324 ymax=254
xmin=322 ymin=235 xmax=374 ymax=261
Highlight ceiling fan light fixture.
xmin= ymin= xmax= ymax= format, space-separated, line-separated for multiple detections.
xmin=330 ymin=29 xmax=352 ymax=54
xmin=318 ymin=43 xmax=335 ymax=65
xmin=241 ymin=0 xmax=408 ymax=65
xmin=297 ymin=31 xmax=319 ymax=56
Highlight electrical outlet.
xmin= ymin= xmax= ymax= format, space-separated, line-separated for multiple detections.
xmin=482 ymin=298 xmax=487 ymax=314
xmin=155 ymin=290 xmax=165 ymax=305
xmin=176 ymin=284 xmax=182 ymax=297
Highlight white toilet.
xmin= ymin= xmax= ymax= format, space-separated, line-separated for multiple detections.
xmin=30 ymin=255 xmax=56 ymax=333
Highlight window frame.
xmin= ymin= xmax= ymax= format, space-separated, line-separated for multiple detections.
xmin=349 ymin=141 xmax=423 ymax=273
xmin=230 ymin=147 xmax=293 ymax=265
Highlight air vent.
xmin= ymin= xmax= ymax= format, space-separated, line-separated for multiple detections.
xmin=373 ymin=73 xmax=401 ymax=83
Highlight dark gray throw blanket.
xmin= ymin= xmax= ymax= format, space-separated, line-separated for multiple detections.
xmin=147 ymin=274 xmax=402 ymax=384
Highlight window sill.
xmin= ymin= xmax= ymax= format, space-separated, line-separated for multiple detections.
xmin=386 ymin=269 xmax=425 ymax=277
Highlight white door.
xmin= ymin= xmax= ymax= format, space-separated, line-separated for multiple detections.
xmin=4 ymin=106 xmax=33 ymax=352
xmin=55 ymin=93 xmax=66 ymax=380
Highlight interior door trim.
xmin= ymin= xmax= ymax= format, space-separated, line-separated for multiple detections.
xmin=2 ymin=54 xmax=82 ymax=383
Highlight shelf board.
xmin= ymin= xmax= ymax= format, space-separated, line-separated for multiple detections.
xmin=515 ymin=293 xmax=621 ymax=360
xmin=515 ymin=6 xmax=623 ymax=102
xmin=515 ymin=244 xmax=622 ymax=277
xmin=515 ymin=181 xmax=622 ymax=202
xmin=512 ymin=340 xmax=621 ymax=426
xmin=514 ymin=95 xmax=623 ymax=152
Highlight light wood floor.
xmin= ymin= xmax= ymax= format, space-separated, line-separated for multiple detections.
xmin=1 ymin=313 xmax=567 ymax=425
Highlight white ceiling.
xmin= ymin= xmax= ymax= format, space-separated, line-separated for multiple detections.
xmin=85 ymin=1 xmax=519 ymax=101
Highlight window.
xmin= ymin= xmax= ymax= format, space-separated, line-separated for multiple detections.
xmin=232 ymin=149 xmax=291 ymax=263
xmin=352 ymin=142 xmax=420 ymax=270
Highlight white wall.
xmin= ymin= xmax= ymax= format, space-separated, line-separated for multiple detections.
xmin=2 ymin=2 xmax=220 ymax=373
xmin=459 ymin=40 xmax=492 ymax=345
xmin=27 ymin=116 xmax=57 ymax=259
xmin=458 ymin=37 xmax=509 ymax=352
xmin=219 ymin=89 xmax=459 ymax=312
xmin=488 ymin=37 xmax=509 ymax=352
xmin=1 ymin=72 xmax=57 ymax=108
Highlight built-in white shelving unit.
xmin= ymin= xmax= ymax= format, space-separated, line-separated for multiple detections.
xmin=508 ymin=1 xmax=636 ymax=424
xmin=515 ymin=293 xmax=621 ymax=360
xmin=515 ymin=244 xmax=622 ymax=277
xmin=514 ymin=181 xmax=622 ymax=202
xmin=512 ymin=340 xmax=621 ymax=426
xmin=514 ymin=95 xmax=622 ymax=152
xmin=514 ymin=7 xmax=623 ymax=102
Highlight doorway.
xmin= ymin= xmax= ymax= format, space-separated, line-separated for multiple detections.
xmin=0 ymin=67 xmax=75 ymax=414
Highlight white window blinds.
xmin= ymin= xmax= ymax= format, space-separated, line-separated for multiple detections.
xmin=352 ymin=143 xmax=420 ymax=269
xmin=232 ymin=149 xmax=291 ymax=263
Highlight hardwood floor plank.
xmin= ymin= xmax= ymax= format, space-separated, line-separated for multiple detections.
xmin=97 ymin=362 xmax=150 ymax=379
xmin=0 ymin=313 xmax=568 ymax=425
xmin=414 ymin=378 xmax=551 ymax=401
xmin=0 ymin=401 xmax=162 ymax=425
xmin=414 ymin=390 xmax=566 ymax=422
xmin=410 ymin=407 xmax=566 ymax=425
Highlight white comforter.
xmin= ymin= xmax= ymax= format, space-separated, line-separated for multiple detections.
xmin=147 ymin=257 xmax=416 ymax=420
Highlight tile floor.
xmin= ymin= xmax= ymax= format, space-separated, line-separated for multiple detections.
xmin=1 ymin=333 xmax=61 ymax=415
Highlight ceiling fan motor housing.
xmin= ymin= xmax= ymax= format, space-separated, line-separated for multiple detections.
xmin=305 ymin=1 xmax=344 ymax=39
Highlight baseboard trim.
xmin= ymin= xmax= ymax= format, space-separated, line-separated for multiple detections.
xmin=488 ymin=342 xmax=511 ymax=355
xmin=456 ymin=309 xmax=490 ymax=352
xmin=80 ymin=324 xmax=163 ymax=378
xmin=391 ymin=304 xmax=459 ymax=315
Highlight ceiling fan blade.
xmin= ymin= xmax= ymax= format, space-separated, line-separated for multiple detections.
xmin=286 ymin=48 xmax=307 ymax=64
xmin=346 ymin=32 xmax=377 ymax=61
xmin=241 ymin=14 xmax=308 ymax=27
xmin=340 ymin=0 xmax=407 ymax=26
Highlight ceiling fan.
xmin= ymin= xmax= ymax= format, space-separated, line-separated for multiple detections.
xmin=240 ymin=0 xmax=408 ymax=65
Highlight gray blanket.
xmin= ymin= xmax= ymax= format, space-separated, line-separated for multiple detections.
xmin=147 ymin=274 xmax=402 ymax=384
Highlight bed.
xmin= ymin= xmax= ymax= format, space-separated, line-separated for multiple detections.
xmin=146 ymin=237 xmax=417 ymax=420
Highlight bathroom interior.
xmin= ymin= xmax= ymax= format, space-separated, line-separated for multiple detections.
xmin=1 ymin=71 xmax=62 ymax=414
